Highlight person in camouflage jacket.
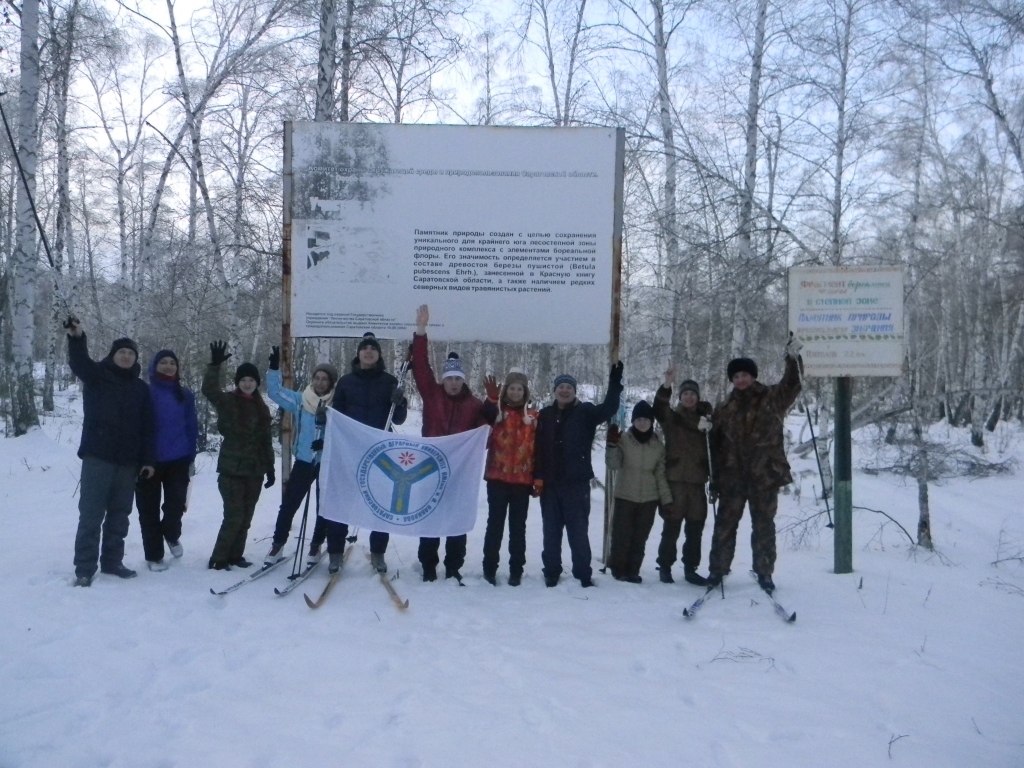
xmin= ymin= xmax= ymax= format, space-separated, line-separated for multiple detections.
xmin=203 ymin=341 xmax=275 ymax=570
xmin=707 ymin=336 xmax=802 ymax=593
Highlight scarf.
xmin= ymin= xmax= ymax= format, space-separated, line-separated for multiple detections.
xmin=302 ymin=384 xmax=335 ymax=415
xmin=496 ymin=398 xmax=534 ymax=426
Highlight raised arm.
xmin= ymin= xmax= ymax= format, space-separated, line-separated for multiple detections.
xmin=592 ymin=361 xmax=624 ymax=424
xmin=66 ymin=320 xmax=103 ymax=384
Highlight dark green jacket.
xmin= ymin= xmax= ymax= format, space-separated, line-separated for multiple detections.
xmin=202 ymin=364 xmax=274 ymax=477
xmin=653 ymin=386 xmax=712 ymax=484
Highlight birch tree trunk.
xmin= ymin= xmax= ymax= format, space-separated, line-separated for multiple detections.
xmin=11 ymin=0 xmax=41 ymax=434
xmin=317 ymin=0 xmax=338 ymax=121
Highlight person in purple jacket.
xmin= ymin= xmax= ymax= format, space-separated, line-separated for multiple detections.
xmin=135 ymin=350 xmax=199 ymax=571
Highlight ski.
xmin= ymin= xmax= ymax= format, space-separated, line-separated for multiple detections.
xmin=366 ymin=553 xmax=409 ymax=610
xmin=683 ymin=584 xmax=720 ymax=619
xmin=274 ymin=554 xmax=324 ymax=597
xmin=303 ymin=546 xmax=354 ymax=609
xmin=751 ymin=572 xmax=796 ymax=623
xmin=210 ymin=555 xmax=289 ymax=596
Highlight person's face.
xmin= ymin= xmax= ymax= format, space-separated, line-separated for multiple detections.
xmin=112 ymin=348 xmax=136 ymax=369
xmin=312 ymin=371 xmax=332 ymax=396
xmin=731 ymin=372 xmax=754 ymax=391
xmin=238 ymin=376 xmax=258 ymax=395
xmin=155 ymin=356 xmax=177 ymax=377
xmin=505 ymin=382 xmax=525 ymax=404
xmin=443 ymin=376 xmax=464 ymax=396
xmin=680 ymin=390 xmax=698 ymax=409
xmin=554 ymin=383 xmax=576 ymax=406
xmin=633 ymin=416 xmax=652 ymax=433
xmin=358 ymin=346 xmax=380 ymax=368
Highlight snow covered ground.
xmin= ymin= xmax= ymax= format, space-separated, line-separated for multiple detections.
xmin=2 ymin=388 xmax=1023 ymax=768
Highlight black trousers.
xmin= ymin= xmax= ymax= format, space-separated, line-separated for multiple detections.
xmin=75 ymin=457 xmax=137 ymax=578
xmin=540 ymin=480 xmax=593 ymax=581
xmin=326 ymin=521 xmax=389 ymax=555
xmin=607 ymin=498 xmax=658 ymax=578
xmin=271 ymin=460 xmax=327 ymax=549
xmin=482 ymin=480 xmax=531 ymax=577
xmin=211 ymin=474 xmax=263 ymax=564
xmin=418 ymin=535 xmax=467 ymax=571
xmin=135 ymin=457 xmax=191 ymax=562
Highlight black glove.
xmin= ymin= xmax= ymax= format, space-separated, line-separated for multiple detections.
xmin=268 ymin=346 xmax=280 ymax=370
xmin=391 ymin=386 xmax=406 ymax=406
xmin=264 ymin=471 xmax=275 ymax=489
xmin=311 ymin=439 xmax=324 ymax=451
xmin=609 ymin=361 xmax=624 ymax=392
xmin=210 ymin=341 xmax=231 ymax=366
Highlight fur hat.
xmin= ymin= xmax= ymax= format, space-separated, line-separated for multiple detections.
xmin=234 ymin=362 xmax=261 ymax=387
xmin=442 ymin=352 xmax=466 ymax=380
xmin=631 ymin=400 xmax=654 ymax=423
xmin=109 ymin=337 xmax=139 ymax=358
xmin=502 ymin=368 xmax=530 ymax=403
xmin=553 ymin=373 xmax=577 ymax=392
xmin=727 ymin=357 xmax=758 ymax=381
xmin=679 ymin=379 xmax=700 ymax=396
xmin=357 ymin=332 xmax=381 ymax=354
xmin=312 ymin=362 xmax=339 ymax=387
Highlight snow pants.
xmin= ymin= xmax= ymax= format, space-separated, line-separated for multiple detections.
xmin=271 ymin=460 xmax=327 ymax=550
xmin=607 ymin=498 xmax=658 ymax=579
xmin=482 ymin=480 xmax=531 ymax=578
xmin=211 ymin=474 xmax=263 ymax=565
xmin=418 ymin=535 xmax=467 ymax=572
xmin=135 ymin=457 xmax=191 ymax=562
xmin=326 ymin=522 xmax=388 ymax=556
xmin=75 ymin=457 xmax=138 ymax=579
xmin=540 ymin=480 xmax=593 ymax=581
xmin=708 ymin=485 xmax=778 ymax=578
xmin=657 ymin=481 xmax=708 ymax=572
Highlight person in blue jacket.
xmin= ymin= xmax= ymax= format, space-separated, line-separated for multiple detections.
xmin=264 ymin=346 xmax=338 ymax=565
xmin=533 ymin=362 xmax=623 ymax=588
xmin=328 ymin=333 xmax=408 ymax=575
xmin=136 ymin=350 xmax=198 ymax=572
xmin=66 ymin=317 xmax=155 ymax=586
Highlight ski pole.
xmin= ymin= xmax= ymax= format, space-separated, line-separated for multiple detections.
xmin=704 ymin=430 xmax=717 ymax=523
xmin=385 ymin=347 xmax=412 ymax=432
xmin=290 ymin=402 xmax=328 ymax=578
xmin=791 ymin=332 xmax=834 ymax=529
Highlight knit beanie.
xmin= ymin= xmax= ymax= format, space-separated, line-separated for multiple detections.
xmin=152 ymin=349 xmax=179 ymax=376
xmin=727 ymin=357 xmax=758 ymax=381
xmin=313 ymin=362 xmax=339 ymax=387
xmin=109 ymin=337 xmax=139 ymax=358
xmin=631 ymin=400 xmax=654 ymax=423
xmin=442 ymin=352 xmax=466 ymax=380
xmin=679 ymin=379 xmax=700 ymax=396
xmin=357 ymin=332 xmax=382 ymax=354
xmin=553 ymin=373 xmax=577 ymax=392
xmin=234 ymin=362 xmax=262 ymax=387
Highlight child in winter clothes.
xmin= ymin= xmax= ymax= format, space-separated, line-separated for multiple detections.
xmin=136 ymin=349 xmax=198 ymax=571
xmin=202 ymin=341 xmax=275 ymax=570
xmin=412 ymin=304 xmax=489 ymax=582
xmin=481 ymin=369 xmax=538 ymax=586
xmin=264 ymin=347 xmax=338 ymax=565
xmin=605 ymin=400 xmax=672 ymax=583
xmin=66 ymin=318 xmax=155 ymax=586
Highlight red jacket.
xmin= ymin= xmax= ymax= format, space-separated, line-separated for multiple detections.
xmin=412 ymin=333 xmax=488 ymax=437
xmin=485 ymin=406 xmax=538 ymax=486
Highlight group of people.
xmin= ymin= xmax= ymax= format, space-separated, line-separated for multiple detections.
xmin=66 ymin=306 xmax=803 ymax=596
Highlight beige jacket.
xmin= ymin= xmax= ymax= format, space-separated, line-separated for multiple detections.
xmin=606 ymin=429 xmax=672 ymax=505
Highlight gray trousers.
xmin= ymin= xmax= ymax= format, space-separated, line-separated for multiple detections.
xmin=75 ymin=457 xmax=138 ymax=578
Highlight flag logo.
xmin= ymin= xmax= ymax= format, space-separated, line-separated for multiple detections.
xmin=357 ymin=438 xmax=450 ymax=525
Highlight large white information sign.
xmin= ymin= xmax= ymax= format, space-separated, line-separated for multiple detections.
xmin=788 ymin=266 xmax=905 ymax=377
xmin=285 ymin=123 xmax=623 ymax=343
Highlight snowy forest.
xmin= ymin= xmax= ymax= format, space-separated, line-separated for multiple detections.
xmin=0 ymin=0 xmax=1022 ymax=447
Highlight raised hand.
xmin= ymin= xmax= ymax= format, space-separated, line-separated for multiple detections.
xmin=786 ymin=332 xmax=804 ymax=359
xmin=664 ymin=366 xmax=677 ymax=387
xmin=64 ymin=315 xmax=83 ymax=337
xmin=268 ymin=346 xmax=280 ymax=370
xmin=210 ymin=341 xmax=231 ymax=366
xmin=609 ymin=361 xmax=624 ymax=391
xmin=416 ymin=304 xmax=429 ymax=334
xmin=484 ymin=375 xmax=500 ymax=402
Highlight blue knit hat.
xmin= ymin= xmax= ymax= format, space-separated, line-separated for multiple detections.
xmin=553 ymin=373 xmax=577 ymax=392
xmin=442 ymin=352 xmax=465 ymax=380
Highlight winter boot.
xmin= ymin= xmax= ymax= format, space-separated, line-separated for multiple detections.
xmin=445 ymin=567 xmax=463 ymax=583
xmin=624 ymin=574 xmax=642 ymax=584
xmin=579 ymin=577 xmax=596 ymax=588
xmin=147 ymin=559 xmax=169 ymax=572
xmin=265 ymin=543 xmax=284 ymax=565
xmin=706 ymin=572 xmax=723 ymax=588
xmin=231 ymin=557 xmax=254 ymax=569
xmin=167 ymin=540 xmax=184 ymax=559
xmin=101 ymin=564 xmax=137 ymax=579
xmin=422 ymin=565 xmax=437 ymax=582
xmin=756 ymin=573 xmax=775 ymax=594
xmin=370 ymin=553 xmax=387 ymax=574
xmin=483 ymin=570 xmax=497 ymax=586
xmin=507 ymin=572 xmax=522 ymax=587
xmin=544 ymin=574 xmax=559 ymax=588
xmin=659 ymin=567 xmax=674 ymax=584
xmin=307 ymin=544 xmax=321 ymax=566
xmin=684 ymin=568 xmax=709 ymax=587
xmin=74 ymin=575 xmax=92 ymax=587
xmin=208 ymin=560 xmax=231 ymax=571
xmin=328 ymin=552 xmax=344 ymax=575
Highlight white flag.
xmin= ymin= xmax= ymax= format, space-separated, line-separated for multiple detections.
xmin=319 ymin=410 xmax=489 ymax=537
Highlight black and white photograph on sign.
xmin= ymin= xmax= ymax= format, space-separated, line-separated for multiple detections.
xmin=287 ymin=123 xmax=621 ymax=343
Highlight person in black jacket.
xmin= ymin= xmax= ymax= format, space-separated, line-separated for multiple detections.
xmin=533 ymin=362 xmax=623 ymax=587
xmin=328 ymin=333 xmax=408 ymax=574
xmin=66 ymin=318 xmax=155 ymax=586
